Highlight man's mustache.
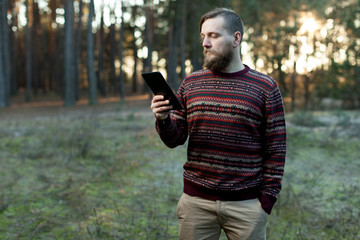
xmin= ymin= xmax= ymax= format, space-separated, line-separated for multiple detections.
xmin=204 ymin=49 xmax=216 ymax=55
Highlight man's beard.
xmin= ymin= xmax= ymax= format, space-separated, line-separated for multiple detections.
xmin=203 ymin=46 xmax=233 ymax=73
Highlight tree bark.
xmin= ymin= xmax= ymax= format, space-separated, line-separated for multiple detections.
xmin=304 ymin=74 xmax=310 ymax=111
xmin=290 ymin=62 xmax=297 ymax=112
xmin=167 ymin=0 xmax=180 ymax=91
xmin=189 ymin=1 xmax=201 ymax=71
xmin=32 ymin=0 xmax=39 ymax=95
xmin=10 ymin=0 xmax=18 ymax=96
xmin=118 ymin=1 xmax=125 ymax=101
xmin=131 ymin=6 xmax=138 ymax=93
xmin=109 ymin=13 xmax=117 ymax=94
xmin=179 ymin=0 xmax=187 ymax=80
xmin=132 ymin=29 xmax=138 ymax=93
xmin=74 ymin=0 xmax=83 ymax=100
xmin=143 ymin=0 xmax=154 ymax=95
xmin=2 ymin=0 xmax=10 ymax=106
xmin=97 ymin=4 xmax=106 ymax=96
xmin=144 ymin=2 xmax=153 ymax=73
xmin=0 ymin=0 xmax=6 ymax=107
xmin=0 ymin=0 xmax=11 ymax=107
xmin=25 ymin=0 xmax=32 ymax=102
xmin=87 ymin=0 xmax=97 ymax=105
xmin=64 ymin=0 xmax=76 ymax=106
xmin=48 ymin=0 xmax=57 ymax=92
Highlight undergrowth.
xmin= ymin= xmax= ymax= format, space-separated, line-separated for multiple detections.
xmin=0 ymin=108 xmax=359 ymax=239
xmin=0 ymin=109 xmax=184 ymax=240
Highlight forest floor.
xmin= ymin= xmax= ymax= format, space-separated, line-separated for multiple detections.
xmin=1 ymin=92 xmax=151 ymax=121
xmin=0 ymin=96 xmax=360 ymax=239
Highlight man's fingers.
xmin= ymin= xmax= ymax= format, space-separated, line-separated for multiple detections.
xmin=153 ymin=95 xmax=164 ymax=101
xmin=151 ymin=95 xmax=165 ymax=105
xmin=150 ymin=95 xmax=173 ymax=120
xmin=151 ymin=97 xmax=170 ymax=110
xmin=154 ymin=105 xmax=173 ymax=113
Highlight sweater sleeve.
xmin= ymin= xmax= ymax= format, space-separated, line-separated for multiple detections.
xmin=260 ymin=82 xmax=287 ymax=214
xmin=155 ymin=111 xmax=188 ymax=148
xmin=155 ymin=82 xmax=189 ymax=148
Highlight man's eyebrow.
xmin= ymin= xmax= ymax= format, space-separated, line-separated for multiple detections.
xmin=200 ymin=31 xmax=221 ymax=36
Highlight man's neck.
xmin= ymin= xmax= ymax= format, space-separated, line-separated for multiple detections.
xmin=222 ymin=62 xmax=245 ymax=73
xmin=221 ymin=52 xmax=244 ymax=73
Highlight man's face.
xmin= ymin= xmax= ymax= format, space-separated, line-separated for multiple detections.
xmin=200 ymin=16 xmax=234 ymax=72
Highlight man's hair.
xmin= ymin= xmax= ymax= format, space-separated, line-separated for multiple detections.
xmin=199 ymin=8 xmax=244 ymax=41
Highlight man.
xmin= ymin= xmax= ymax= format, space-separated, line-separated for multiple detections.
xmin=151 ymin=8 xmax=286 ymax=240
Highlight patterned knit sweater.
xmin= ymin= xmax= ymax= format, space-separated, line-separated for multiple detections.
xmin=156 ymin=65 xmax=286 ymax=214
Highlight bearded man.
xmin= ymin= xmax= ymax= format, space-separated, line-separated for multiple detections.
xmin=151 ymin=8 xmax=287 ymax=240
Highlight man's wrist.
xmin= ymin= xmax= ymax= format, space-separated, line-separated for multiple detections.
xmin=157 ymin=115 xmax=170 ymax=125
xmin=259 ymin=193 xmax=277 ymax=215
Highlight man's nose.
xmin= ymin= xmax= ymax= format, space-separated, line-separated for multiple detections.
xmin=202 ymin=37 xmax=211 ymax=48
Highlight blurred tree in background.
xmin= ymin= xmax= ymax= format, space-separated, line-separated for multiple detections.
xmin=0 ymin=0 xmax=358 ymax=110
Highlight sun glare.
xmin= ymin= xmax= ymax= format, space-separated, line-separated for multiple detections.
xmin=292 ymin=14 xmax=325 ymax=74
xmin=299 ymin=17 xmax=319 ymax=35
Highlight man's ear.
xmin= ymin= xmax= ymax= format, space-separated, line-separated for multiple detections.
xmin=233 ymin=31 xmax=242 ymax=48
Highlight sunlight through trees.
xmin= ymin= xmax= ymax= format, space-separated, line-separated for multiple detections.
xmin=0 ymin=0 xmax=359 ymax=110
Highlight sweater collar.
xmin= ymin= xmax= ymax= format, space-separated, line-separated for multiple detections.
xmin=212 ymin=64 xmax=250 ymax=77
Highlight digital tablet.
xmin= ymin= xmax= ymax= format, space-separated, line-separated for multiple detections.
xmin=142 ymin=71 xmax=184 ymax=110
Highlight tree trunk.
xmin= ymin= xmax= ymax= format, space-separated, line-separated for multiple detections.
xmin=87 ymin=0 xmax=97 ymax=105
xmin=32 ymin=0 xmax=39 ymax=96
xmin=132 ymin=29 xmax=138 ymax=93
xmin=167 ymin=0 xmax=180 ymax=91
xmin=131 ymin=6 xmax=138 ymax=93
xmin=189 ymin=1 xmax=201 ymax=71
xmin=179 ymin=0 xmax=187 ymax=80
xmin=277 ymin=57 xmax=287 ymax=96
xmin=0 ymin=0 xmax=6 ymax=107
xmin=143 ymin=1 xmax=154 ymax=95
xmin=290 ymin=62 xmax=297 ymax=112
xmin=355 ymin=51 xmax=360 ymax=108
xmin=118 ymin=1 xmax=125 ymax=101
xmin=55 ymin=31 xmax=63 ymax=95
xmin=97 ymin=4 xmax=106 ymax=96
xmin=109 ymin=17 xmax=117 ymax=94
xmin=144 ymin=4 xmax=153 ymax=73
xmin=10 ymin=0 xmax=18 ymax=96
xmin=48 ymin=0 xmax=55 ymax=91
xmin=304 ymin=74 xmax=310 ymax=111
xmin=0 ymin=0 xmax=10 ymax=107
xmin=74 ymin=0 xmax=83 ymax=100
xmin=64 ymin=0 xmax=76 ymax=106
xmin=25 ymin=0 xmax=32 ymax=102
xmin=3 ymin=0 xmax=10 ymax=106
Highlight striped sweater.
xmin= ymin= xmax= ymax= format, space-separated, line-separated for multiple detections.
xmin=156 ymin=65 xmax=286 ymax=214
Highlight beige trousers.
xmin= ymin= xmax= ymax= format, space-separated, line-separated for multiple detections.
xmin=176 ymin=193 xmax=268 ymax=240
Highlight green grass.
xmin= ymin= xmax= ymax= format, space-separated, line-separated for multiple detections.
xmin=270 ymin=111 xmax=360 ymax=240
xmin=0 ymin=106 xmax=359 ymax=239
xmin=0 ymin=107 xmax=185 ymax=239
